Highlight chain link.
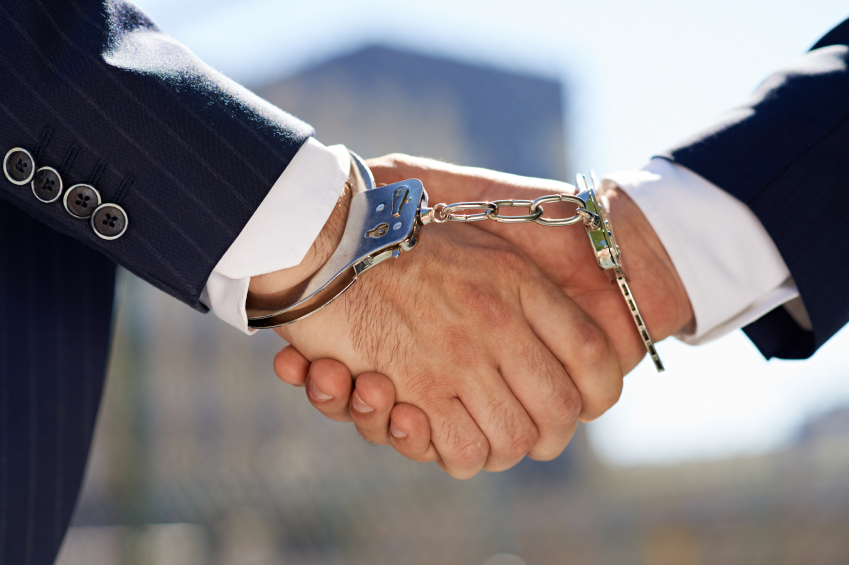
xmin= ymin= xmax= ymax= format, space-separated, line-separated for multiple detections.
xmin=422 ymin=194 xmax=587 ymax=227
xmin=487 ymin=200 xmax=541 ymax=223
xmin=442 ymin=202 xmax=498 ymax=222
xmin=529 ymin=194 xmax=587 ymax=226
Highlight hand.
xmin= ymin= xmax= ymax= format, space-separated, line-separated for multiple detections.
xmin=274 ymin=155 xmax=695 ymax=467
xmin=274 ymin=345 xmax=438 ymax=462
xmin=263 ymin=221 xmax=622 ymax=479
xmin=367 ymin=155 xmax=694 ymax=372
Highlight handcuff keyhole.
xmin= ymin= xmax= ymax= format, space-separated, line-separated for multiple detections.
xmin=366 ymin=223 xmax=389 ymax=238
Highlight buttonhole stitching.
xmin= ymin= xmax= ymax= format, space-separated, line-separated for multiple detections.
xmin=113 ymin=174 xmax=134 ymax=206
xmin=88 ymin=159 xmax=107 ymax=188
xmin=33 ymin=125 xmax=54 ymax=163
xmin=59 ymin=144 xmax=79 ymax=178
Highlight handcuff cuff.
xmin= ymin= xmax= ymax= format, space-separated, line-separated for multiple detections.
xmin=248 ymin=153 xmax=664 ymax=373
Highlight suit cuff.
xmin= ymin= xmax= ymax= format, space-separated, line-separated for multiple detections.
xmin=604 ymin=158 xmax=802 ymax=345
xmin=201 ymin=138 xmax=351 ymax=333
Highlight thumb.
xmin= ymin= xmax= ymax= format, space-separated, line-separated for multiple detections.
xmin=366 ymin=154 xmax=491 ymax=204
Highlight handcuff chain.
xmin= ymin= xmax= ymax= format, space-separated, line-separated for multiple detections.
xmin=248 ymin=164 xmax=664 ymax=372
xmin=422 ymin=194 xmax=590 ymax=227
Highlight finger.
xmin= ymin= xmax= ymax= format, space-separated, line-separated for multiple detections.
xmin=273 ymin=345 xmax=311 ymax=387
xmin=388 ymin=403 xmax=439 ymax=463
xmin=367 ymin=155 xmax=489 ymax=204
xmin=304 ymin=359 xmax=355 ymax=423
xmin=347 ymin=372 xmax=395 ymax=445
xmin=351 ymin=373 xmax=438 ymax=461
xmin=456 ymin=370 xmax=539 ymax=472
xmin=497 ymin=336 xmax=582 ymax=461
xmin=520 ymin=272 xmax=623 ymax=425
xmin=426 ymin=397 xmax=490 ymax=480
xmin=366 ymin=154 xmax=573 ymax=208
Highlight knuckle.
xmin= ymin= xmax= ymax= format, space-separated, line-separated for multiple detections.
xmin=548 ymin=383 xmax=582 ymax=426
xmin=505 ymin=427 xmax=538 ymax=461
xmin=493 ymin=403 xmax=538 ymax=461
xmin=454 ymin=281 xmax=512 ymax=331
xmin=454 ymin=439 xmax=488 ymax=469
xmin=437 ymin=329 xmax=482 ymax=365
xmin=571 ymin=316 xmax=611 ymax=367
xmin=398 ymin=371 xmax=445 ymax=407
xmin=520 ymin=345 xmax=580 ymax=426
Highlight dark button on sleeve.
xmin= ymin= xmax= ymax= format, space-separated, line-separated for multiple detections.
xmin=91 ymin=203 xmax=128 ymax=240
xmin=64 ymin=184 xmax=101 ymax=219
xmin=31 ymin=166 xmax=63 ymax=203
xmin=3 ymin=148 xmax=35 ymax=185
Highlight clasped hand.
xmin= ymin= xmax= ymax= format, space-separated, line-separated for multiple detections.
xmin=266 ymin=155 xmax=693 ymax=478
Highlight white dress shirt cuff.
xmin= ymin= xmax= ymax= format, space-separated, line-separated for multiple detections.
xmin=201 ymin=137 xmax=351 ymax=334
xmin=604 ymin=158 xmax=801 ymax=345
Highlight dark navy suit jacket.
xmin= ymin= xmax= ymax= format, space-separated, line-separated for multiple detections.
xmin=0 ymin=2 xmax=311 ymax=564
xmin=662 ymin=18 xmax=849 ymax=360
xmin=0 ymin=1 xmax=847 ymax=562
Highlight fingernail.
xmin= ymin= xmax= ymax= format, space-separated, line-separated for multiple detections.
xmin=389 ymin=421 xmax=407 ymax=439
xmin=351 ymin=391 xmax=375 ymax=413
xmin=308 ymin=379 xmax=334 ymax=401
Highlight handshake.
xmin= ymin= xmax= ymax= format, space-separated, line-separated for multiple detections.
xmin=252 ymin=154 xmax=694 ymax=479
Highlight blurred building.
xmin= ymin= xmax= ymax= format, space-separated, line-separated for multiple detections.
xmin=254 ymin=45 xmax=569 ymax=181
xmin=55 ymin=46 xmax=849 ymax=565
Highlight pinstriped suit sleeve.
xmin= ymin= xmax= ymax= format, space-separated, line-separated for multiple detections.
xmin=0 ymin=0 xmax=315 ymax=311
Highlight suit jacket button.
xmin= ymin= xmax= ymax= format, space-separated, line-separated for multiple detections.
xmin=64 ymin=184 xmax=102 ymax=219
xmin=91 ymin=203 xmax=128 ymax=240
xmin=31 ymin=166 xmax=63 ymax=203
xmin=3 ymin=148 xmax=35 ymax=185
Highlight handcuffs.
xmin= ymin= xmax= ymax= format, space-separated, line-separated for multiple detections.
xmin=248 ymin=153 xmax=664 ymax=373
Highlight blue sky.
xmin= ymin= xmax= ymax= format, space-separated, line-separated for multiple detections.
xmin=133 ymin=0 xmax=849 ymax=466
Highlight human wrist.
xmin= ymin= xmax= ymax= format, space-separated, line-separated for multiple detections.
xmin=246 ymin=177 xmax=352 ymax=309
xmin=605 ymin=185 xmax=694 ymax=341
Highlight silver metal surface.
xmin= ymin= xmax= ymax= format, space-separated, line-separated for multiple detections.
xmin=614 ymin=266 xmax=665 ymax=372
xmin=574 ymin=174 xmax=621 ymax=270
xmin=529 ymin=194 xmax=586 ymax=226
xmin=443 ymin=202 xmax=498 ymax=222
xmin=422 ymin=196 xmax=584 ymax=226
xmin=419 ymin=203 xmax=447 ymax=225
xmin=487 ymin=199 xmax=543 ymax=223
xmin=576 ymin=208 xmax=602 ymax=231
xmin=576 ymin=173 xmax=663 ymax=372
xmin=350 ymin=150 xmax=375 ymax=192
xmin=247 ymin=155 xmax=427 ymax=329
xmin=248 ymin=155 xmax=665 ymax=371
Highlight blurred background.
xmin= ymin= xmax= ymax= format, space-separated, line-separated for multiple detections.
xmin=57 ymin=1 xmax=849 ymax=564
